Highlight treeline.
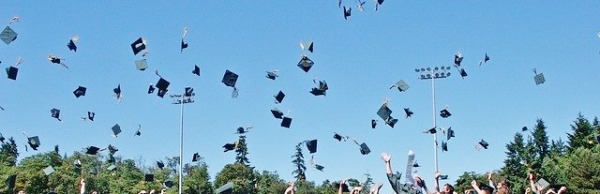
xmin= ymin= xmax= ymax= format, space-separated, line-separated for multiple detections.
xmin=1 ymin=114 xmax=599 ymax=194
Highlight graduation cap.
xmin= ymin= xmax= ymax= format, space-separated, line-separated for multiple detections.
xmin=147 ymin=84 xmax=155 ymax=94
xmin=235 ymin=127 xmax=250 ymax=134
xmin=131 ymin=37 xmax=146 ymax=55
xmin=440 ymin=108 xmax=451 ymax=118
xmin=479 ymin=139 xmax=489 ymax=149
xmin=424 ymin=127 xmax=436 ymax=134
xmin=215 ymin=182 xmax=233 ymax=194
xmin=274 ymin=91 xmax=285 ymax=103
xmin=281 ymin=117 xmax=292 ymax=128
xmin=439 ymin=175 xmax=449 ymax=180
xmin=374 ymin=0 xmax=384 ymax=11
xmin=343 ymin=6 xmax=352 ymax=20
xmin=534 ymin=72 xmax=545 ymax=85
xmin=404 ymin=108 xmax=413 ymax=118
xmin=265 ymin=70 xmax=278 ymax=80
xmin=478 ymin=183 xmax=494 ymax=193
xmin=180 ymin=38 xmax=188 ymax=52
xmin=48 ymin=55 xmax=68 ymax=69
xmin=390 ymin=80 xmax=409 ymax=92
xmin=333 ymin=133 xmax=347 ymax=142
xmin=192 ymin=152 xmax=200 ymax=162
xmin=6 ymin=66 xmax=18 ymax=80
xmin=334 ymin=182 xmax=350 ymax=192
xmin=6 ymin=174 xmax=16 ymax=193
xmin=223 ymin=143 xmax=236 ymax=152
xmin=134 ymin=124 xmax=142 ymax=136
xmin=0 ymin=132 xmax=5 ymax=143
xmin=145 ymin=174 xmax=154 ymax=182
xmin=86 ymin=146 xmax=101 ymax=155
xmin=67 ymin=36 xmax=79 ymax=52
xmin=459 ymin=68 xmax=468 ymax=78
xmin=157 ymin=161 xmax=165 ymax=169
xmin=306 ymin=139 xmax=317 ymax=154
xmin=371 ymin=119 xmax=377 ymax=129
xmin=107 ymin=144 xmax=119 ymax=155
xmin=222 ymin=70 xmax=239 ymax=98
xmin=74 ymin=159 xmax=82 ymax=168
xmin=479 ymin=53 xmax=490 ymax=66
xmin=51 ymin=108 xmax=61 ymax=121
xmin=446 ymin=127 xmax=455 ymax=140
xmin=454 ymin=52 xmax=463 ymax=67
xmin=73 ymin=86 xmax=87 ymax=98
xmin=310 ymin=80 xmax=328 ymax=96
xmin=0 ymin=26 xmax=17 ymax=45
xmin=107 ymin=154 xmax=116 ymax=164
xmin=135 ymin=59 xmax=148 ymax=71
xmin=111 ymin=124 xmax=122 ymax=137
xmin=163 ymin=180 xmax=174 ymax=188
xmin=27 ymin=136 xmax=40 ymax=151
xmin=155 ymin=71 xmax=170 ymax=98
xmin=43 ymin=166 xmax=55 ymax=175
xmin=300 ymin=41 xmax=314 ymax=53
xmin=297 ymin=55 xmax=314 ymax=72
xmin=192 ymin=65 xmax=200 ymax=76
xmin=385 ymin=116 xmax=398 ymax=128
xmin=377 ymin=103 xmax=392 ymax=121
xmin=107 ymin=164 xmax=117 ymax=171
xmin=441 ymin=141 xmax=448 ymax=152
xmin=522 ymin=126 xmax=528 ymax=132
xmin=270 ymin=107 xmax=284 ymax=119
xmin=359 ymin=142 xmax=370 ymax=155
xmin=314 ymin=164 xmax=325 ymax=171
xmin=413 ymin=161 xmax=421 ymax=167
xmin=87 ymin=111 xmax=95 ymax=121
xmin=113 ymin=84 xmax=122 ymax=101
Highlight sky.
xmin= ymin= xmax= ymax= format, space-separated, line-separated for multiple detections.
xmin=1 ymin=1 xmax=600 ymax=193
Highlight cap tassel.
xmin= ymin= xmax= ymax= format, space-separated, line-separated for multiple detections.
xmin=14 ymin=57 xmax=23 ymax=67
xmin=231 ymin=87 xmax=239 ymax=98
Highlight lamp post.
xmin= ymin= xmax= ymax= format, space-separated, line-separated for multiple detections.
xmin=170 ymin=87 xmax=195 ymax=194
xmin=415 ymin=66 xmax=451 ymax=173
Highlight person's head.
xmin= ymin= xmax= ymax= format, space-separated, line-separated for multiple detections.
xmin=443 ymin=183 xmax=454 ymax=194
xmin=139 ymin=190 xmax=148 ymax=194
xmin=17 ymin=191 xmax=26 ymax=194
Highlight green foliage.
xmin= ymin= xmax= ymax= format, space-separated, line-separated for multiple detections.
xmin=255 ymin=170 xmax=287 ymax=194
xmin=214 ymin=163 xmax=255 ymax=194
xmin=183 ymin=162 xmax=212 ymax=194
xmin=292 ymin=142 xmax=306 ymax=181
xmin=0 ymin=137 xmax=19 ymax=167
xmin=235 ymin=135 xmax=250 ymax=165
xmin=567 ymin=114 xmax=596 ymax=151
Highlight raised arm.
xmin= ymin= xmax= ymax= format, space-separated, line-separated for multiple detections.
xmin=284 ymin=182 xmax=295 ymax=194
xmin=80 ymin=178 xmax=86 ymax=194
xmin=434 ymin=171 xmax=441 ymax=193
xmin=339 ymin=180 xmax=346 ymax=194
xmin=471 ymin=180 xmax=485 ymax=194
xmin=381 ymin=153 xmax=392 ymax=174
xmin=528 ymin=173 xmax=539 ymax=194
xmin=487 ymin=172 xmax=497 ymax=191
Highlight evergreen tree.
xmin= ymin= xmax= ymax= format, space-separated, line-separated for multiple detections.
xmin=214 ymin=163 xmax=255 ymax=194
xmin=292 ymin=142 xmax=306 ymax=182
xmin=567 ymin=114 xmax=595 ymax=151
xmin=500 ymin=132 xmax=529 ymax=193
xmin=531 ymin=119 xmax=550 ymax=164
xmin=235 ymin=135 xmax=250 ymax=165
xmin=0 ymin=137 xmax=19 ymax=167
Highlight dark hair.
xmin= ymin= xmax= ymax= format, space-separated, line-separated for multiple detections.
xmin=445 ymin=183 xmax=455 ymax=193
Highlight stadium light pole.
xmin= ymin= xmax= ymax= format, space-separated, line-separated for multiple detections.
xmin=415 ymin=66 xmax=451 ymax=173
xmin=171 ymin=87 xmax=195 ymax=194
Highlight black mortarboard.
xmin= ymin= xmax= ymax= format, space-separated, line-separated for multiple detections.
xmin=478 ymin=183 xmax=494 ymax=193
xmin=479 ymin=139 xmax=489 ymax=149
xmin=371 ymin=119 xmax=377 ymax=129
xmin=135 ymin=59 xmax=148 ymax=71
xmin=157 ymin=161 xmax=164 ymax=169
xmin=439 ymin=175 xmax=448 ymax=180
xmin=155 ymin=78 xmax=170 ymax=98
xmin=131 ymin=37 xmax=146 ymax=55
xmin=163 ymin=180 xmax=174 ymax=188
xmin=73 ymin=86 xmax=87 ymax=98
xmin=48 ymin=55 xmax=68 ymax=69
xmin=107 ymin=154 xmax=115 ymax=164
xmin=404 ymin=108 xmax=414 ymax=118
xmin=440 ymin=108 xmax=451 ymax=118
xmin=377 ymin=104 xmax=392 ymax=121
xmin=107 ymin=144 xmax=118 ymax=154
xmin=314 ymin=164 xmax=324 ymax=171
xmin=0 ymin=132 xmax=5 ymax=143
xmin=184 ymin=87 xmax=195 ymax=97
xmin=413 ymin=161 xmax=421 ymax=167
xmin=67 ymin=39 xmax=77 ymax=52
xmin=522 ymin=126 xmax=528 ymax=132
xmin=281 ymin=117 xmax=292 ymax=128
xmin=333 ymin=133 xmax=345 ymax=141
xmin=87 ymin=111 xmax=95 ymax=121
xmin=297 ymin=55 xmax=314 ymax=72
xmin=145 ymin=174 xmax=154 ymax=182
xmin=215 ymin=182 xmax=233 ymax=194
xmin=192 ymin=152 xmax=200 ymax=162
xmin=222 ymin=70 xmax=238 ymax=88
xmin=307 ymin=42 xmax=313 ymax=53
xmin=147 ymin=84 xmax=155 ymax=94
xmin=441 ymin=141 xmax=448 ymax=152
xmin=479 ymin=53 xmax=490 ymax=66
xmin=454 ymin=52 xmax=463 ymax=67
xmin=391 ymin=80 xmax=409 ymax=92
xmin=235 ymin=127 xmax=249 ymax=134
xmin=274 ymin=91 xmax=285 ymax=104
xmin=385 ymin=116 xmax=398 ymax=128
xmin=343 ymin=6 xmax=352 ymax=20
xmin=0 ymin=26 xmax=18 ymax=45
xmin=6 ymin=174 xmax=16 ymax=193
xmin=424 ymin=127 xmax=436 ymax=134
xmin=74 ymin=159 xmax=82 ymax=168
xmin=306 ymin=139 xmax=317 ymax=154
xmin=111 ymin=124 xmax=122 ymax=137
xmin=265 ymin=71 xmax=278 ymax=80
xmin=86 ymin=146 xmax=100 ymax=155
xmin=310 ymin=80 xmax=328 ymax=96
xmin=334 ymin=182 xmax=350 ymax=192
xmin=6 ymin=66 xmax=18 ymax=80
xmin=223 ymin=143 xmax=236 ymax=152
xmin=113 ymin=84 xmax=122 ymax=100
xmin=134 ymin=124 xmax=142 ymax=136
xmin=534 ymin=72 xmax=545 ymax=85
xmin=181 ymin=38 xmax=188 ymax=52
xmin=270 ymin=108 xmax=283 ymax=119
xmin=447 ymin=127 xmax=455 ymax=140
xmin=374 ymin=0 xmax=384 ymax=11
xmin=459 ymin=68 xmax=468 ymax=78
xmin=192 ymin=65 xmax=200 ymax=76
xmin=359 ymin=143 xmax=370 ymax=155
xmin=28 ymin=136 xmax=40 ymax=150
xmin=51 ymin=108 xmax=61 ymax=121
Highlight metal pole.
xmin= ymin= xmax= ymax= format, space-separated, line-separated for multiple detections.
xmin=179 ymin=95 xmax=184 ymax=194
xmin=431 ymin=76 xmax=439 ymax=173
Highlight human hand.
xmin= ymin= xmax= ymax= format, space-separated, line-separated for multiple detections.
xmin=471 ymin=180 xmax=479 ymax=188
xmin=487 ymin=172 xmax=492 ymax=180
xmin=381 ymin=153 xmax=391 ymax=163
xmin=525 ymin=187 xmax=531 ymax=194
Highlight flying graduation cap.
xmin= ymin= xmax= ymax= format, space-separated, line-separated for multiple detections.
xmin=74 ymin=159 xmax=82 ymax=168
xmin=376 ymin=101 xmax=398 ymax=128
xmin=222 ymin=70 xmax=239 ymax=98
xmin=73 ymin=86 xmax=87 ymax=98
xmin=107 ymin=144 xmax=119 ymax=155
xmin=300 ymin=40 xmax=314 ymax=53
xmin=0 ymin=26 xmax=18 ymax=45
xmin=131 ymin=37 xmax=147 ymax=56
xmin=390 ymin=80 xmax=409 ymax=92
xmin=86 ymin=146 xmax=101 ymax=155
xmin=48 ymin=55 xmax=68 ymax=69
xmin=67 ymin=36 xmax=79 ymax=52
xmin=135 ymin=59 xmax=148 ymax=71
xmin=343 ymin=6 xmax=352 ymax=20
xmin=306 ymin=139 xmax=318 ymax=154
xmin=0 ymin=132 xmax=5 ymax=143
xmin=181 ymin=27 xmax=189 ymax=52
xmin=404 ymin=108 xmax=413 ymax=118
xmin=479 ymin=53 xmax=490 ymax=66
xmin=157 ymin=161 xmax=165 ymax=169
xmin=374 ymin=0 xmax=384 ymax=11
xmin=134 ymin=124 xmax=142 ymax=136
xmin=87 ymin=111 xmax=95 ymax=121
xmin=43 ymin=166 xmax=55 ymax=175
xmin=357 ymin=0 xmax=366 ymax=12
xmin=51 ymin=108 xmax=61 ymax=121
xmin=235 ymin=126 xmax=251 ymax=134
xmin=24 ymin=134 xmax=40 ymax=151
xmin=192 ymin=65 xmax=200 ymax=76
xmin=454 ymin=52 xmax=463 ymax=67
xmin=310 ymin=79 xmax=328 ymax=96
xmin=424 ymin=127 xmax=437 ymax=134
xmin=522 ymin=126 xmax=528 ymax=132
xmin=153 ymin=71 xmax=170 ymax=98
xmin=446 ymin=127 xmax=455 ymax=140
xmin=111 ymin=124 xmax=122 ymax=137
xmin=265 ymin=70 xmax=278 ymax=80
xmin=441 ymin=141 xmax=448 ymax=152
xmin=440 ymin=108 xmax=451 ymax=118
xmin=533 ymin=68 xmax=545 ymax=85
xmin=310 ymin=155 xmax=324 ymax=171
xmin=297 ymin=55 xmax=315 ymax=72
xmin=274 ymin=91 xmax=285 ymax=104
xmin=371 ymin=119 xmax=377 ymax=129
xmin=192 ymin=152 xmax=200 ymax=162
xmin=478 ymin=139 xmax=489 ymax=150
xmin=270 ymin=107 xmax=284 ymax=119
xmin=459 ymin=68 xmax=468 ymax=78
xmin=333 ymin=132 xmax=348 ymax=142
xmin=113 ymin=84 xmax=122 ymax=101
xmin=281 ymin=116 xmax=293 ymax=128
xmin=6 ymin=57 xmax=23 ymax=80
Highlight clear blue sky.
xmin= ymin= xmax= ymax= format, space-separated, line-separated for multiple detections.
xmin=2 ymin=1 xmax=599 ymax=193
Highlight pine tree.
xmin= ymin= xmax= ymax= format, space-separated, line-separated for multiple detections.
xmin=567 ymin=114 xmax=595 ymax=151
xmin=235 ymin=135 xmax=250 ymax=165
xmin=291 ymin=142 xmax=306 ymax=181
xmin=531 ymin=119 xmax=550 ymax=163
xmin=500 ymin=132 xmax=528 ymax=193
